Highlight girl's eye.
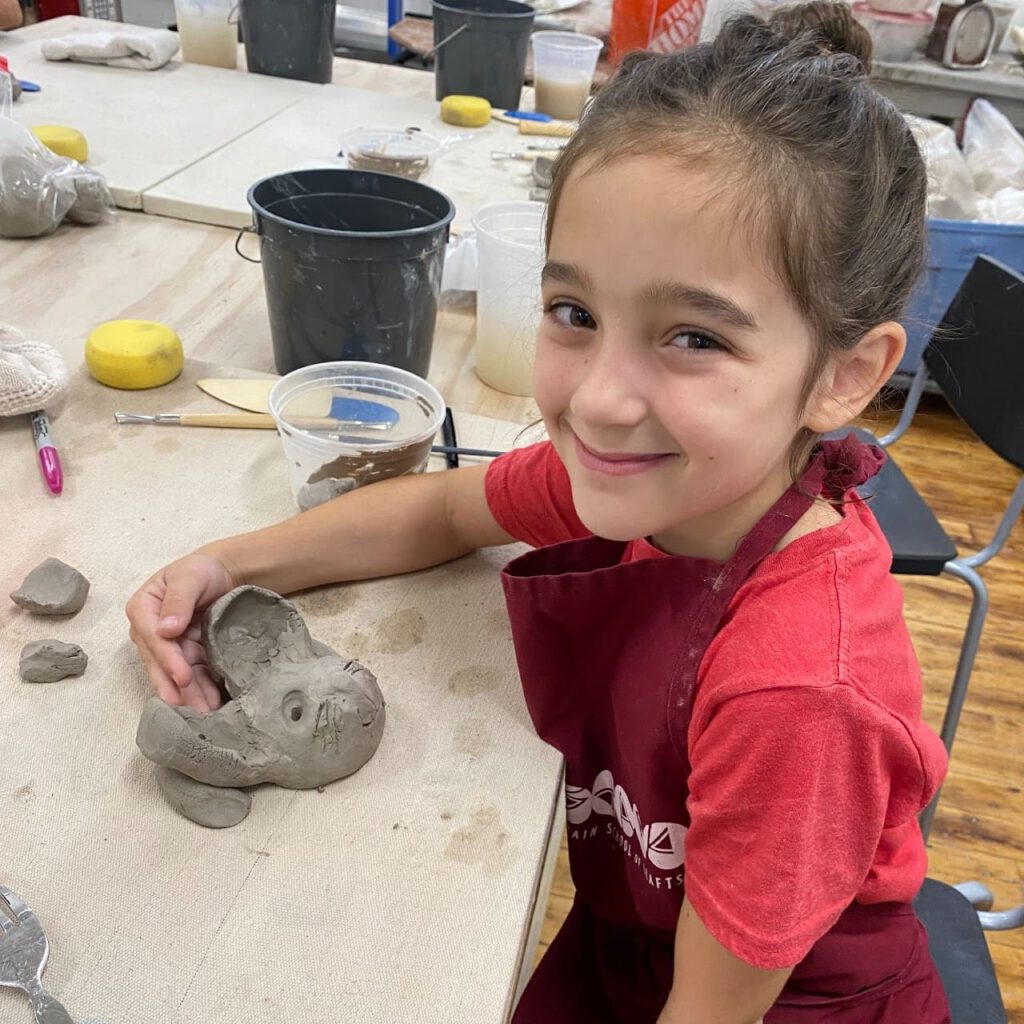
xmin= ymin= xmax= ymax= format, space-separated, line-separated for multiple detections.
xmin=549 ymin=302 xmax=596 ymax=330
xmin=670 ymin=330 xmax=723 ymax=352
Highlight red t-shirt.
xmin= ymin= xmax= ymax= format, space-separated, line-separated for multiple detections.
xmin=485 ymin=441 xmax=948 ymax=970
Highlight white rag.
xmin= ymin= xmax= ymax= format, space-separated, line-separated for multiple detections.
xmin=0 ymin=325 xmax=70 ymax=417
xmin=41 ymin=29 xmax=181 ymax=70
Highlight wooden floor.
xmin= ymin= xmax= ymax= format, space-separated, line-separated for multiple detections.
xmin=531 ymin=394 xmax=1024 ymax=1023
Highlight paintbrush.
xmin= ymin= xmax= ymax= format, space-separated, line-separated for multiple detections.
xmin=113 ymin=412 xmax=504 ymax=458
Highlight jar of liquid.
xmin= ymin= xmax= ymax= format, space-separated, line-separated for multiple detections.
xmin=531 ymin=31 xmax=603 ymax=121
xmin=174 ymin=0 xmax=238 ymax=69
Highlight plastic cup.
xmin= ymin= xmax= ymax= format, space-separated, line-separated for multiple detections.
xmin=340 ymin=128 xmax=444 ymax=183
xmin=173 ymin=0 xmax=238 ymax=69
xmin=268 ymin=361 xmax=446 ymax=510
xmin=530 ymin=31 xmax=602 ymax=121
xmin=472 ymin=200 xmax=546 ymax=397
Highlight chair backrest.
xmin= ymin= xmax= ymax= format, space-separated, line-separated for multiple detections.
xmin=924 ymin=255 xmax=1024 ymax=471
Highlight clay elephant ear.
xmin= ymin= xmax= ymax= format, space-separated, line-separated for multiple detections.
xmin=202 ymin=586 xmax=317 ymax=698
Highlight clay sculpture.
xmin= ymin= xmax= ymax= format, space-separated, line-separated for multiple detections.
xmin=136 ymin=585 xmax=385 ymax=828
xmin=19 ymin=639 xmax=88 ymax=682
xmin=10 ymin=558 xmax=90 ymax=614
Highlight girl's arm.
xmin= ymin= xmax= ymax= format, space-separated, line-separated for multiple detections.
xmin=126 ymin=465 xmax=514 ymax=707
xmin=658 ymin=898 xmax=793 ymax=1024
xmin=213 ymin=463 xmax=511 ymax=593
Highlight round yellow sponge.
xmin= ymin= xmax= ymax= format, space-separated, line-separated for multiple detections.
xmin=31 ymin=125 xmax=89 ymax=163
xmin=440 ymin=95 xmax=492 ymax=128
xmin=85 ymin=320 xmax=184 ymax=390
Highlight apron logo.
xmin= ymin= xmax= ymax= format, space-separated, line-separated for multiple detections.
xmin=566 ymin=770 xmax=687 ymax=871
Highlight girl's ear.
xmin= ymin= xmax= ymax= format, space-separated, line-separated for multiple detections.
xmin=802 ymin=322 xmax=906 ymax=434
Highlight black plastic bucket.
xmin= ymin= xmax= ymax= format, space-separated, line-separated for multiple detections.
xmin=242 ymin=169 xmax=456 ymax=377
xmin=433 ymin=0 xmax=535 ymax=110
xmin=240 ymin=0 xmax=335 ymax=84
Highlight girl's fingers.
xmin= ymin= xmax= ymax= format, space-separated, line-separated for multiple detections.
xmin=180 ymin=637 xmax=209 ymax=668
xmin=134 ymin=640 xmax=184 ymax=706
xmin=190 ymin=665 xmax=223 ymax=711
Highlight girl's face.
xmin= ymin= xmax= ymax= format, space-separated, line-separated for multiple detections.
xmin=536 ymin=155 xmax=824 ymax=559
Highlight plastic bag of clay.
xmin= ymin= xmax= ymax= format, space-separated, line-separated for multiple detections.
xmin=440 ymin=230 xmax=478 ymax=309
xmin=905 ymin=114 xmax=978 ymax=220
xmin=962 ymin=99 xmax=1024 ymax=200
xmin=977 ymin=186 xmax=1024 ymax=225
xmin=0 ymin=112 xmax=115 ymax=238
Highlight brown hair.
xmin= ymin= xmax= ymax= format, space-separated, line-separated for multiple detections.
xmin=545 ymin=2 xmax=927 ymax=478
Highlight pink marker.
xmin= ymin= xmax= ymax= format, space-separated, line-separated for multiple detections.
xmin=30 ymin=411 xmax=63 ymax=495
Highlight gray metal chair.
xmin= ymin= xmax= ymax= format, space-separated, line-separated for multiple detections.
xmin=848 ymin=255 xmax=1024 ymax=839
xmin=854 ymin=255 xmax=1024 ymax=1023
xmin=915 ymin=868 xmax=1024 ymax=1022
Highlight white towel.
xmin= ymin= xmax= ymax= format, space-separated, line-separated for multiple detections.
xmin=41 ymin=29 xmax=181 ymax=70
xmin=0 ymin=325 xmax=70 ymax=417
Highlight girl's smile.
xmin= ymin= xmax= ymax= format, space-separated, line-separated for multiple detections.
xmin=572 ymin=430 xmax=678 ymax=477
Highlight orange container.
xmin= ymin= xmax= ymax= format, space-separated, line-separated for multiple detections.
xmin=608 ymin=0 xmax=707 ymax=63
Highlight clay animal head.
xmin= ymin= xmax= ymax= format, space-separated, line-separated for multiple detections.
xmin=136 ymin=586 xmax=385 ymax=790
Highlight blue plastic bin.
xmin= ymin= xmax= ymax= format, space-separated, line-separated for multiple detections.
xmin=901 ymin=217 xmax=1024 ymax=373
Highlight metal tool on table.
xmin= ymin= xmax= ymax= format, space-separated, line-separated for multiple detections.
xmin=113 ymin=412 xmax=389 ymax=431
xmin=0 ymin=884 xmax=75 ymax=1023
xmin=491 ymin=150 xmax=542 ymax=162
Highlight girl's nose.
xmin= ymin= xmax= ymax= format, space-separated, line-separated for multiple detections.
xmin=569 ymin=331 xmax=649 ymax=429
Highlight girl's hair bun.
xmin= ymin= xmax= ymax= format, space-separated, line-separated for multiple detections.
xmin=766 ymin=1 xmax=874 ymax=71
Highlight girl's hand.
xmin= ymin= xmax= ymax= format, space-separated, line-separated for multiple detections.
xmin=125 ymin=551 xmax=238 ymax=711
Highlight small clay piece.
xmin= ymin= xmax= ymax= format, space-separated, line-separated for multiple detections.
xmin=20 ymin=639 xmax=88 ymax=683
xmin=137 ymin=586 xmax=385 ymax=826
xmin=155 ymin=767 xmax=252 ymax=829
xmin=10 ymin=558 xmax=90 ymax=615
xmin=297 ymin=476 xmax=357 ymax=512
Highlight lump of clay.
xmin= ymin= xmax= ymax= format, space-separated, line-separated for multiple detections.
xmin=11 ymin=558 xmax=90 ymax=615
xmin=137 ymin=586 xmax=385 ymax=824
xmin=296 ymin=476 xmax=356 ymax=512
xmin=20 ymin=639 xmax=88 ymax=683
xmin=155 ymin=767 xmax=252 ymax=829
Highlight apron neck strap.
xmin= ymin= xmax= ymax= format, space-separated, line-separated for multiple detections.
xmin=718 ymin=434 xmax=883 ymax=585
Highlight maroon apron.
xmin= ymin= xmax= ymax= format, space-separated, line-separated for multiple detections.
xmin=501 ymin=437 xmax=950 ymax=1024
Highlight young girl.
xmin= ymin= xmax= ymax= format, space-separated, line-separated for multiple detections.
xmin=127 ymin=4 xmax=951 ymax=1020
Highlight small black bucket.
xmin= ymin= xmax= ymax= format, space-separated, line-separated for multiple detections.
xmin=241 ymin=169 xmax=456 ymax=377
xmin=433 ymin=0 xmax=535 ymax=110
xmin=240 ymin=0 xmax=335 ymax=83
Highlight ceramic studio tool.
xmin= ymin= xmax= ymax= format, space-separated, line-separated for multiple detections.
xmin=113 ymin=411 xmax=379 ymax=430
xmin=196 ymin=378 xmax=400 ymax=427
xmin=116 ymin=411 xmax=279 ymax=429
xmin=518 ymin=119 xmax=574 ymax=137
xmin=440 ymin=94 xmax=492 ymax=127
xmin=85 ymin=320 xmax=183 ymax=390
xmin=491 ymin=150 xmax=541 ymax=162
xmin=0 ymin=883 xmax=75 ymax=1023
xmin=114 ymin=411 xmax=505 ymax=457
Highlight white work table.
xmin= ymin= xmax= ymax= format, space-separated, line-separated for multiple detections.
xmin=0 ymin=30 xmax=560 ymax=1018
xmin=2 ymin=17 xmax=535 ymax=226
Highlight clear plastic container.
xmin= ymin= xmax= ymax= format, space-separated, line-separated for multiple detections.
xmin=853 ymin=3 xmax=934 ymax=61
xmin=472 ymin=201 xmax=546 ymax=397
xmin=863 ymin=0 xmax=931 ymax=15
xmin=530 ymin=31 xmax=602 ymax=121
xmin=174 ymin=0 xmax=238 ymax=69
xmin=268 ymin=361 xmax=445 ymax=510
xmin=340 ymin=128 xmax=444 ymax=183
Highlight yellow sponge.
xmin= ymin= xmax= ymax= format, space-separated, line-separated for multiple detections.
xmin=31 ymin=125 xmax=89 ymax=163
xmin=85 ymin=320 xmax=184 ymax=390
xmin=440 ymin=95 xmax=492 ymax=128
